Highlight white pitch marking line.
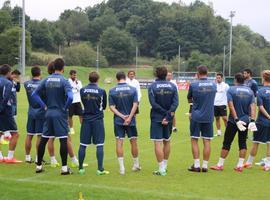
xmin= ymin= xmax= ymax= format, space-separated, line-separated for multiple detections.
xmin=0 ymin=176 xmax=228 ymax=200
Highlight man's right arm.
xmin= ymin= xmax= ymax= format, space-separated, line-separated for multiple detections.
xmin=31 ymin=79 xmax=46 ymax=109
xmin=257 ymin=91 xmax=270 ymax=119
xmin=0 ymin=82 xmax=13 ymax=112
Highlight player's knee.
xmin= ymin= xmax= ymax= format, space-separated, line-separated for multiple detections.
xmin=222 ymin=142 xmax=231 ymax=151
xmin=239 ymin=143 xmax=247 ymax=151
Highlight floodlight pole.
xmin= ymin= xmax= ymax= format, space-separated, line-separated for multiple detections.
xmin=228 ymin=11 xmax=235 ymax=77
xmin=22 ymin=0 xmax=26 ymax=76
xmin=223 ymin=46 xmax=226 ymax=76
xmin=96 ymin=45 xmax=99 ymax=72
xmin=135 ymin=46 xmax=138 ymax=74
xmin=178 ymin=45 xmax=181 ymax=74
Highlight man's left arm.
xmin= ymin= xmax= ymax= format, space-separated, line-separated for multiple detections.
xmin=64 ymin=80 xmax=73 ymax=110
xmin=252 ymin=81 xmax=258 ymax=97
xmin=165 ymin=85 xmax=179 ymax=121
xmin=124 ymin=90 xmax=138 ymax=125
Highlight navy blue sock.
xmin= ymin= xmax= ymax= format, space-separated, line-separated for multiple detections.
xmin=96 ymin=146 xmax=104 ymax=171
xmin=78 ymin=145 xmax=86 ymax=170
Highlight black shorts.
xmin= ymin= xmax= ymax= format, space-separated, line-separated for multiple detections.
xmin=253 ymin=123 xmax=270 ymax=144
xmin=68 ymin=102 xmax=83 ymax=117
xmin=114 ymin=124 xmax=138 ymax=139
xmin=222 ymin=121 xmax=248 ymax=151
xmin=214 ymin=105 xmax=227 ymax=117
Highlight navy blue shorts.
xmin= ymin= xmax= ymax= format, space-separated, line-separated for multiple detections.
xmin=0 ymin=110 xmax=17 ymax=133
xmin=190 ymin=120 xmax=213 ymax=139
xmin=150 ymin=121 xmax=172 ymax=141
xmin=253 ymin=123 xmax=270 ymax=144
xmin=27 ymin=117 xmax=44 ymax=135
xmin=114 ymin=124 xmax=137 ymax=139
xmin=42 ymin=115 xmax=69 ymax=139
xmin=80 ymin=119 xmax=105 ymax=146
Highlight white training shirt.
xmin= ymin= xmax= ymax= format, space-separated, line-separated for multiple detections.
xmin=214 ymin=82 xmax=230 ymax=106
xmin=170 ymin=80 xmax=178 ymax=92
xmin=126 ymin=78 xmax=142 ymax=102
xmin=68 ymin=78 xmax=82 ymax=103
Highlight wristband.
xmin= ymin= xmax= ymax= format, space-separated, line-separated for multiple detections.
xmin=234 ymin=118 xmax=239 ymax=123
xmin=250 ymin=119 xmax=255 ymax=122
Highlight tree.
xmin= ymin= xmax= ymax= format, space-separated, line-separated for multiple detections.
xmin=0 ymin=10 xmax=12 ymax=33
xmin=156 ymin=27 xmax=179 ymax=60
xmin=0 ymin=26 xmax=31 ymax=66
xmin=28 ymin=20 xmax=54 ymax=51
xmin=88 ymin=8 xmax=119 ymax=44
xmin=58 ymin=10 xmax=89 ymax=46
xmin=63 ymin=43 xmax=108 ymax=67
xmin=100 ymin=27 xmax=135 ymax=65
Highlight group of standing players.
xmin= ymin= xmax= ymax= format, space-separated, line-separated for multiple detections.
xmin=0 ymin=59 xmax=270 ymax=176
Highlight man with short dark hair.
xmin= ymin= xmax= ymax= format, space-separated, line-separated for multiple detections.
xmin=244 ymin=70 xmax=270 ymax=170
xmin=187 ymin=65 xmax=216 ymax=173
xmin=32 ymin=58 xmax=74 ymax=175
xmin=243 ymin=68 xmax=258 ymax=96
xmin=214 ymin=72 xmax=229 ymax=136
xmin=0 ymin=64 xmax=22 ymax=163
xmin=24 ymin=66 xmax=45 ymax=163
xmin=211 ymin=73 xmax=256 ymax=172
xmin=148 ymin=66 xmax=178 ymax=176
xmin=78 ymin=71 xmax=109 ymax=176
xmin=68 ymin=70 xmax=83 ymax=135
xmin=109 ymin=71 xmax=140 ymax=175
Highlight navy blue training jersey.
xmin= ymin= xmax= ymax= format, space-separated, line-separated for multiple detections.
xmin=256 ymin=86 xmax=270 ymax=127
xmin=109 ymin=83 xmax=138 ymax=126
xmin=24 ymin=79 xmax=45 ymax=119
xmin=80 ymin=83 xmax=107 ymax=122
xmin=34 ymin=73 xmax=72 ymax=117
xmin=187 ymin=78 xmax=217 ymax=123
xmin=148 ymin=79 xmax=179 ymax=122
xmin=0 ymin=76 xmax=13 ymax=113
xmin=245 ymin=79 xmax=258 ymax=97
xmin=227 ymin=85 xmax=255 ymax=124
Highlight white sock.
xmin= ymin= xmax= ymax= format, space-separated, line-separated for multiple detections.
xmin=36 ymin=165 xmax=42 ymax=170
xmin=265 ymin=157 xmax=270 ymax=167
xmin=133 ymin=157 xmax=139 ymax=167
xmin=71 ymin=156 xmax=78 ymax=163
xmin=217 ymin=130 xmax=222 ymax=135
xmin=202 ymin=160 xmax=208 ymax=169
xmin=35 ymin=155 xmax=38 ymax=163
xmin=217 ymin=157 xmax=225 ymax=167
xmin=237 ymin=158 xmax=245 ymax=168
xmin=7 ymin=151 xmax=14 ymax=159
xmin=246 ymin=155 xmax=254 ymax=165
xmin=62 ymin=165 xmax=68 ymax=172
xmin=0 ymin=151 xmax=3 ymax=159
xmin=194 ymin=159 xmax=200 ymax=168
xmin=0 ymin=135 xmax=4 ymax=141
xmin=163 ymin=160 xmax=168 ymax=169
xmin=159 ymin=161 xmax=165 ymax=172
xmin=50 ymin=156 xmax=57 ymax=164
xmin=25 ymin=155 xmax=31 ymax=161
xmin=118 ymin=157 xmax=125 ymax=171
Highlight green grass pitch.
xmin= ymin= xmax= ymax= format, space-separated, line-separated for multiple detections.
xmin=0 ymin=67 xmax=269 ymax=200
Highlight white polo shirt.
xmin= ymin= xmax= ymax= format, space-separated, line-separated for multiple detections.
xmin=214 ymin=82 xmax=230 ymax=106
xmin=126 ymin=78 xmax=142 ymax=102
xmin=68 ymin=78 xmax=82 ymax=103
xmin=170 ymin=80 xmax=178 ymax=92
